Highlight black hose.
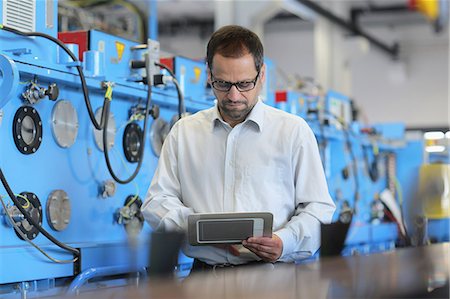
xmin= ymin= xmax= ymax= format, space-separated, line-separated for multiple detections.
xmin=318 ymin=119 xmax=327 ymax=170
xmin=342 ymin=127 xmax=360 ymax=208
xmin=362 ymin=145 xmax=379 ymax=182
xmin=0 ymin=25 xmax=106 ymax=130
xmin=102 ymin=59 xmax=152 ymax=184
xmin=155 ymin=62 xmax=185 ymax=119
xmin=1 ymin=24 xmax=149 ymax=184
xmin=324 ymin=111 xmax=360 ymax=211
xmin=0 ymin=169 xmax=80 ymax=258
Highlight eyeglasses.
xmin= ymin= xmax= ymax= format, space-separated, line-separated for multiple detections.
xmin=210 ymin=71 xmax=260 ymax=92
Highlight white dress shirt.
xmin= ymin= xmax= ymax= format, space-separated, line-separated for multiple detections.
xmin=142 ymin=99 xmax=336 ymax=264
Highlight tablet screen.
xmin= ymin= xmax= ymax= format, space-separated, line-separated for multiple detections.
xmin=198 ymin=220 xmax=253 ymax=241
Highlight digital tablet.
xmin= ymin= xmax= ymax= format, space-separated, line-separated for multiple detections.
xmin=188 ymin=212 xmax=273 ymax=246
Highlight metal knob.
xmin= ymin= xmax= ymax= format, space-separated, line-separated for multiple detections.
xmin=45 ymin=83 xmax=59 ymax=101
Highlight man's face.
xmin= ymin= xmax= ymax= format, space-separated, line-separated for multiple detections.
xmin=208 ymin=53 xmax=265 ymax=127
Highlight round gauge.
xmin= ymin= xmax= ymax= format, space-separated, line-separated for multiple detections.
xmin=149 ymin=118 xmax=170 ymax=157
xmin=123 ymin=122 xmax=143 ymax=163
xmin=46 ymin=190 xmax=71 ymax=231
xmin=13 ymin=192 xmax=42 ymax=240
xmin=93 ymin=107 xmax=116 ymax=152
xmin=13 ymin=106 xmax=42 ymax=154
xmin=51 ymin=100 xmax=79 ymax=148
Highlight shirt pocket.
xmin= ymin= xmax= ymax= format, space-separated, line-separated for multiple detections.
xmin=237 ymin=165 xmax=287 ymax=211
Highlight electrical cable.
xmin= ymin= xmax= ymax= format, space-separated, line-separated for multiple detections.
xmin=0 ymin=196 xmax=78 ymax=264
xmin=69 ymin=0 xmax=147 ymax=42
xmin=306 ymin=108 xmax=359 ymax=210
xmin=0 ymin=24 xmax=153 ymax=184
xmin=13 ymin=193 xmax=31 ymax=209
xmin=383 ymin=207 xmax=407 ymax=239
xmin=172 ymin=79 xmax=185 ymax=119
xmin=16 ymin=195 xmax=29 ymax=208
xmin=362 ymin=141 xmax=380 ymax=182
xmin=0 ymin=24 xmax=107 ymax=131
xmin=109 ymin=146 xmax=140 ymax=207
xmin=155 ymin=62 xmax=185 ymax=119
xmin=305 ymin=100 xmax=327 ymax=170
xmin=317 ymin=116 xmax=327 ymax=170
xmin=113 ymin=0 xmax=147 ymax=43
xmin=324 ymin=111 xmax=360 ymax=209
xmin=117 ymin=111 xmax=144 ymax=132
xmin=342 ymin=127 xmax=360 ymax=207
xmin=102 ymin=57 xmax=152 ymax=184
xmin=0 ymin=169 xmax=80 ymax=258
xmin=393 ymin=176 xmax=409 ymax=238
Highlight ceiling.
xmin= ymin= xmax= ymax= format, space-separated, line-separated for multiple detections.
xmin=154 ymin=0 xmax=422 ymax=23
xmin=58 ymin=0 xmax=436 ymax=45
xmin=153 ymin=0 xmax=430 ymax=33
xmin=157 ymin=0 xmax=215 ymax=21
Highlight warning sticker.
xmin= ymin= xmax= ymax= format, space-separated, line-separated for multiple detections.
xmin=192 ymin=67 xmax=202 ymax=84
xmin=115 ymin=41 xmax=125 ymax=62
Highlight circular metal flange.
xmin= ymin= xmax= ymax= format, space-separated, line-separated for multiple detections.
xmin=51 ymin=100 xmax=79 ymax=148
xmin=93 ymin=107 xmax=116 ymax=152
xmin=13 ymin=106 xmax=43 ymax=154
xmin=149 ymin=118 xmax=170 ymax=157
xmin=123 ymin=122 xmax=143 ymax=163
xmin=46 ymin=190 xmax=71 ymax=231
xmin=119 ymin=195 xmax=144 ymax=237
xmin=0 ymin=54 xmax=19 ymax=109
xmin=13 ymin=192 xmax=42 ymax=240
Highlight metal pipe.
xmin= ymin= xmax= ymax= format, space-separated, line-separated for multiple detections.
xmin=298 ymin=0 xmax=399 ymax=59
xmin=67 ymin=265 xmax=147 ymax=295
xmin=351 ymin=5 xmax=410 ymax=26
xmin=149 ymin=0 xmax=158 ymax=40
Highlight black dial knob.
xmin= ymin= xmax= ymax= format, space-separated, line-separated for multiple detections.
xmin=150 ymin=104 xmax=160 ymax=119
xmin=45 ymin=83 xmax=59 ymax=101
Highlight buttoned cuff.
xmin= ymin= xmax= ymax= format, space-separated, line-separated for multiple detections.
xmin=273 ymin=227 xmax=296 ymax=262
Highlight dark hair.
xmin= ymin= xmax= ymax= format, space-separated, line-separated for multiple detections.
xmin=206 ymin=25 xmax=264 ymax=73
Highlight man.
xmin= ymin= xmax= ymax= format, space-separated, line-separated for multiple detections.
xmin=142 ymin=25 xmax=335 ymax=267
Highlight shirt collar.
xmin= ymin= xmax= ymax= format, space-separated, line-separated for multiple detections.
xmin=246 ymin=98 xmax=264 ymax=132
xmin=210 ymin=97 xmax=265 ymax=132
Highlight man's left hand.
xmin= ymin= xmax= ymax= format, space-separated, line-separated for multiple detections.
xmin=242 ymin=234 xmax=283 ymax=262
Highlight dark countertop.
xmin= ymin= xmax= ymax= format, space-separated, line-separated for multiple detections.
xmin=75 ymin=243 xmax=450 ymax=299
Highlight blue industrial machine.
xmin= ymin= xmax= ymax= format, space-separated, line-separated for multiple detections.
xmin=0 ymin=0 xmax=213 ymax=297
xmin=273 ymin=89 xmax=428 ymax=255
xmin=0 ymin=1 xmax=445 ymax=297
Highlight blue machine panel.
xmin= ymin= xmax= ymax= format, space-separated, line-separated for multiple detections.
xmin=0 ymin=2 xmax=213 ymax=296
xmin=261 ymin=58 xmax=276 ymax=107
xmin=161 ymin=56 xmax=212 ymax=103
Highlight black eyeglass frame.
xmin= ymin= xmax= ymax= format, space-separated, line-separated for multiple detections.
xmin=210 ymin=71 xmax=260 ymax=92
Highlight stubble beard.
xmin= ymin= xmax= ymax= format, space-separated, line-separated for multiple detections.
xmin=219 ymin=99 xmax=256 ymax=123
